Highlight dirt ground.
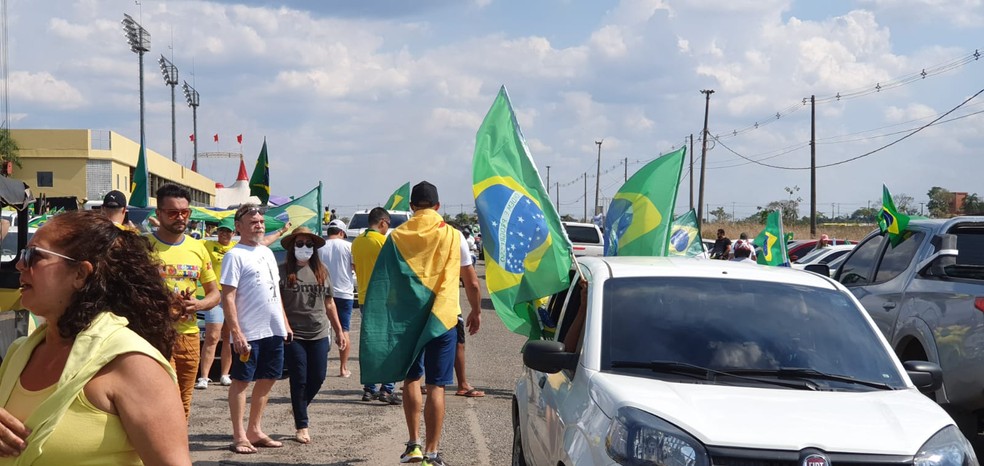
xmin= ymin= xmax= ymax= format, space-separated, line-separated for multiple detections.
xmin=187 ymin=263 xmax=526 ymax=465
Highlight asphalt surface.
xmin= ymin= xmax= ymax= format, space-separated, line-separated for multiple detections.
xmin=187 ymin=262 xmax=527 ymax=465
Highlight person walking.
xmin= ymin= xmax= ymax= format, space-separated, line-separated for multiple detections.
xmin=319 ymin=225 xmax=356 ymax=378
xmin=147 ymin=184 xmax=220 ymax=421
xmin=0 ymin=211 xmax=191 ymax=465
xmin=279 ymin=227 xmax=348 ymax=444
xmin=351 ymin=207 xmax=400 ymax=405
xmin=221 ymin=204 xmax=292 ymax=454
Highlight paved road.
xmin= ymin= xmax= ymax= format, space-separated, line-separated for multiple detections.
xmin=188 ymin=263 xmax=527 ymax=465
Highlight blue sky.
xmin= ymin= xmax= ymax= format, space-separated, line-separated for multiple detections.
xmin=7 ymin=0 xmax=983 ymax=220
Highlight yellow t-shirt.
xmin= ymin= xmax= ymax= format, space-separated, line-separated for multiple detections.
xmin=203 ymin=239 xmax=237 ymax=290
xmin=147 ymin=234 xmax=217 ymax=334
xmin=351 ymin=229 xmax=385 ymax=305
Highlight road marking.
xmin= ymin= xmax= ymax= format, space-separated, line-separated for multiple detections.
xmin=465 ymin=398 xmax=492 ymax=465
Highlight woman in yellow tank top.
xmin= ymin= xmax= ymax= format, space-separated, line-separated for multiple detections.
xmin=0 ymin=211 xmax=191 ymax=465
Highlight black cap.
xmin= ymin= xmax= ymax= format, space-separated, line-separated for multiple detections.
xmin=103 ymin=190 xmax=127 ymax=208
xmin=410 ymin=181 xmax=439 ymax=207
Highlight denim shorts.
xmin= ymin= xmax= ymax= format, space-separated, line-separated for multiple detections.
xmin=406 ymin=327 xmax=456 ymax=386
xmin=202 ymin=305 xmax=224 ymax=324
xmin=231 ymin=335 xmax=284 ymax=382
xmin=333 ymin=297 xmax=354 ymax=332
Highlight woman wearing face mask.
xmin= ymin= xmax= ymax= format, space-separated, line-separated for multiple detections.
xmin=278 ymin=227 xmax=348 ymax=445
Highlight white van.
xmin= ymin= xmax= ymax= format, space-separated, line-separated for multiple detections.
xmin=345 ymin=209 xmax=413 ymax=239
xmin=562 ymin=221 xmax=604 ymax=257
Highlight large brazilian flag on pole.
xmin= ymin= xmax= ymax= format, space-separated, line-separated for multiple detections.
xmin=472 ymin=86 xmax=573 ymax=340
xmin=266 ymin=183 xmax=323 ymax=252
xmin=667 ymin=209 xmax=704 ymax=257
xmin=385 ymin=182 xmax=410 ymax=211
xmin=604 ymin=147 xmax=685 ymax=256
xmin=754 ymin=210 xmax=790 ymax=266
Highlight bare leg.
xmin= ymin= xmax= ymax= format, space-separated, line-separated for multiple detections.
xmin=454 ymin=342 xmax=469 ymax=390
xmin=339 ymin=330 xmax=351 ymax=376
xmin=403 ymin=377 xmax=423 ymax=443
xmin=229 ymin=380 xmax=250 ymax=443
xmin=219 ymin=327 xmax=233 ymax=378
xmin=200 ymin=323 xmax=222 ymax=380
xmin=245 ymin=378 xmax=278 ymax=443
xmin=423 ymin=384 xmax=446 ymax=453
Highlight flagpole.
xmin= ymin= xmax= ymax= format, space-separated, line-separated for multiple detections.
xmin=778 ymin=209 xmax=790 ymax=266
xmin=551 ymin=249 xmax=585 ymax=342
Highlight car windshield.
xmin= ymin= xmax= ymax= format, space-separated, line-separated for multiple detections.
xmin=348 ymin=213 xmax=410 ymax=231
xmin=600 ymin=277 xmax=906 ymax=390
xmin=564 ymin=225 xmax=600 ymax=243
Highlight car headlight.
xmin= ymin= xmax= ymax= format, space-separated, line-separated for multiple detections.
xmin=606 ymin=407 xmax=709 ymax=466
xmin=915 ymin=425 xmax=979 ymax=466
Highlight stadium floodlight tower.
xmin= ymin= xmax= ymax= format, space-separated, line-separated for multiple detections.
xmin=182 ymin=81 xmax=200 ymax=171
xmin=121 ymin=13 xmax=150 ymax=152
xmin=159 ymin=55 xmax=178 ymax=162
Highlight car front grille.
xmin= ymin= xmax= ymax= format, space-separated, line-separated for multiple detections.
xmin=708 ymin=446 xmax=912 ymax=466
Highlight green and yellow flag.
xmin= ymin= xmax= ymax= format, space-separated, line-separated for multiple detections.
xmin=604 ymin=147 xmax=685 ymax=256
xmin=385 ymin=182 xmax=410 ymax=211
xmin=249 ymin=139 xmax=270 ymax=205
xmin=878 ymin=185 xmax=910 ymax=247
xmin=472 ymin=86 xmax=572 ymax=340
xmin=754 ymin=210 xmax=789 ymax=266
xmin=359 ymin=209 xmax=461 ymax=384
xmin=266 ymin=183 xmax=323 ymax=252
xmin=130 ymin=137 xmax=149 ymax=208
xmin=667 ymin=209 xmax=704 ymax=257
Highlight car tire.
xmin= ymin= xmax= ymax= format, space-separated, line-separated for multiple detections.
xmin=512 ymin=417 xmax=529 ymax=466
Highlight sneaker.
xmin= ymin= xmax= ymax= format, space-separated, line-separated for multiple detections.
xmin=422 ymin=452 xmax=446 ymax=466
xmin=194 ymin=377 xmax=209 ymax=390
xmin=362 ymin=389 xmax=377 ymax=402
xmin=400 ymin=442 xmax=424 ymax=463
xmin=219 ymin=375 xmax=232 ymax=386
xmin=380 ymin=391 xmax=402 ymax=405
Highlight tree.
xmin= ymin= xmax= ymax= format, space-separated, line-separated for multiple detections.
xmin=849 ymin=206 xmax=878 ymax=223
xmin=0 ymin=128 xmax=21 ymax=176
xmin=893 ymin=193 xmax=918 ymax=215
xmin=963 ymin=193 xmax=984 ymax=215
xmin=710 ymin=206 xmax=732 ymax=223
xmin=926 ymin=187 xmax=954 ymax=218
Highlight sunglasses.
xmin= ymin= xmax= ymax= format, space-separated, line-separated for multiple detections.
xmin=235 ymin=207 xmax=267 ymax=221
xmin=294 ymin=241 xmax=315 ymax=248
xmin=160 ymin=208 xmax=192 ymax=220
xmin=20 ymin=246 xmax=78 ymax=267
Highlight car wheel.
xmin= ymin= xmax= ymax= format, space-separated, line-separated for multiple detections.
xmin=512 ymin=418 xmax=529 ymax=466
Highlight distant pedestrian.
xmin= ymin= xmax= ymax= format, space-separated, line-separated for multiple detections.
xmin=731 ymin=239 xmax=757 ymax=263
xmin=815 ymin=234 xmax=831 ymax=250
xmin=99 ymin=189 xmax=137 ymax=230
xmin=221 ymin=203 xmax=292 ymax=454
xmin=351 ymin=207 xmax=401 ymax=404
xmin=279 ymin=227 xmax=348 ymax=445
xmin=147 ymin=184 xmax=220 ymax=421
xmin=320 ymin=226 xmax=356 ymax=378
xmin=732 ymin=232 xmax=757 ymax=262
xmin=711 ymin=228 xmax=732 ymax=260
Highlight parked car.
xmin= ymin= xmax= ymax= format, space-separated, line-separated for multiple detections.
xmin=826 ymin=216 xmax=984 ymax=454
xmin=513 ymin=256 xmax=971 ymax=466
xmin=562 ymin=221 xmax=603 ymax=257
xmin=791 ymin=244 xmax=855 ymax=270
xmin=787 ymin=238 xmax=854 ymax=262
xmin=345 ymin=209 xmax=412 ymax=238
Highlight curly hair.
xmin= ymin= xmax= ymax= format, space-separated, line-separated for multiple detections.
xmin=42 ymin=212 xmax=179 ymax=357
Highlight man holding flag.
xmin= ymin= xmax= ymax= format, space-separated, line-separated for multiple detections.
xmin=359 ymin=181 xmax=480 ymax=466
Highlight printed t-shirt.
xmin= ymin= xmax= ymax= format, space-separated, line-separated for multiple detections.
xmin=279 ymin=264 xmax=333 ymax=341
xmin=220 ymin=243 xmax=287 ymax=341
xmin=204 ymin=239 xmax=237 ymax=290
xmin=319 ymin=238 xmax=355 ymax=300
xmin=147 ymin=234 xmax=217 ymax=334
xmin=351 ymin=229 xmax=385 ymax=306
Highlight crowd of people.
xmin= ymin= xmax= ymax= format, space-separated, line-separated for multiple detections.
xmin=0 ymin=181 xmax=482 ymax=466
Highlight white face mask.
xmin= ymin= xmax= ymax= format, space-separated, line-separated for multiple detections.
xmin=294 ymin=246 xmax=314 ymax=261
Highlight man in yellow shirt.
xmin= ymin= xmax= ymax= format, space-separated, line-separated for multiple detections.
xmin=147 ymin=184 xmax=220 ymax=420
xmin=351 ymin=206 xmax=399 ymax=404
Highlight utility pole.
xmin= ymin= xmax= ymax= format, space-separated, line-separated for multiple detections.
xmin=594 ymin=140 xmax=603 ymax=216
xmin=623 ymin=157 xmax=627 ymax=182
xmin=584 ymin=172 xmax=588 ymax=222
xmin=555 ymin=182 xmax=559 ymax=213
xmin=810 ymin=95 xmax=817 ymax=238
xmin=697 ymin=90 xmax=714 ymax=227
xmin=689 ymin=133 xmax=695 ymax=211
xmin=545 ymin=165 xmax=550 ymax=191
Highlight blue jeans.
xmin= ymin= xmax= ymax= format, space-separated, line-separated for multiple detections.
xmin=284 ymin=337 xmax=330 ymax=429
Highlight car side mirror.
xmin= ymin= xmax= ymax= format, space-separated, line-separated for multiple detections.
xmin=523 ymin=340 xmax=578 ymax=374
xmin=804 ymin=264 xmax=830 ymax=276
xmin=903 ymin=360 xmax=943 ymax=392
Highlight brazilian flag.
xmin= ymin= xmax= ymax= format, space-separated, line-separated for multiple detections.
xmin=130 ymin=136 xmax=150 ymax=208
xmin=754 ymin=210 xmax=789 ymax=266
xmin=604 ymin=147 xmax=685 ymax=256
xmin=359 ymin=209 xmax=462 ymax=384
xmin=878 ymin=185 xmax=910 ymax=247
xmin=667 ymin=209 xmax=703 ymax=257
xmin=266 ymin=183 xmax=323 ymax=252
xmin=249 ymin=139 xmax=270 ymax=205
xmin=472 ymin=86 xmax=572 ymax=340
xmin=385 ymin=182 xmax=410 ymax=211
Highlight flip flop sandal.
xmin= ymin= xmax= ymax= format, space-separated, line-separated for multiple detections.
xmin=230 ymin=442 xmax=258 ymax=454
xmin=251 ymin=437 xmax=284 ymax=448
xmin=455 ymin=388 xmax=486 ymax=397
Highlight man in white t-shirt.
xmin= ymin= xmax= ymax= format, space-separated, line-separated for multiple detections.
xmin=221 ymin=204 xmax=293 ymax=454
xmin=319 ymin=226 xmax=356 ymax=378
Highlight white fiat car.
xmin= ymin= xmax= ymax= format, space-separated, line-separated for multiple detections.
xmin=512 ymin=257 xmax=977 ymax=466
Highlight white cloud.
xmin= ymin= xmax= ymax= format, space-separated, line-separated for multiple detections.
xmin=884 ymin=103 xmax=937 ymax=122
xmin=590 ymin=25 xmax=629 ymax=59
xmin=9 ymin=71 xmax=85 ymax=109
xmin=858 ymin=0 xmax=984 ymax=27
